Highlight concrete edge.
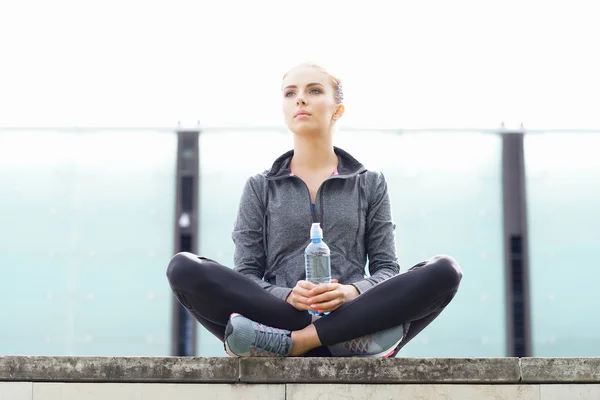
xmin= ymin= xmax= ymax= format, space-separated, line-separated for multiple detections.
xmin=1 ymin=357 xmax=600 ymax=384
xmin=520 ymin=357 xmax=600 ymax=383
xmin=0 ymin=357 xmax=239 ymax=383
xmin=239 ymin=358 xmax=522 ymax=383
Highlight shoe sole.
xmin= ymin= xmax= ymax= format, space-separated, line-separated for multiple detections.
xmin=224 ymin=313 xmax=240 ymax=357
xmin=372 ymin=323 xmax=410 ymax=358
xmin=375 ymin=334 xmax=404 ymax=358
xmin=224 ymin=342 xmax=237 ymax=357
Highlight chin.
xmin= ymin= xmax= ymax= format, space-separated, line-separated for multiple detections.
xmin=290 ymin=123 xmax=322 ymax=137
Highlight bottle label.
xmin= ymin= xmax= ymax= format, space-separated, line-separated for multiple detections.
xmin=305 ymin=254 xmax=331 ymax=285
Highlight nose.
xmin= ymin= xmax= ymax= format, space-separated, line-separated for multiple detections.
xmin=296 ymin=94 xmax=307 ymax=105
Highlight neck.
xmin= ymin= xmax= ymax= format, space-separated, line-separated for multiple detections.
xmin=291 ymin=134 xmax=337 ymax=171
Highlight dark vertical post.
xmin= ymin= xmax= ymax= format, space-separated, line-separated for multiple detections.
xmin=502 ymin=130 xmax=532 ymax=357
xmin=171 ymin=130 xmax=200 ymax=356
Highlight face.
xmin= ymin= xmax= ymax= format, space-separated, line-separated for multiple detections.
xmin=281 ymin=65 xmax=342 ymax=136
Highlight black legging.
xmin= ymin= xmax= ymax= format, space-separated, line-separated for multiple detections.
xmin=166 ymin=253 xmax=463 ymax=357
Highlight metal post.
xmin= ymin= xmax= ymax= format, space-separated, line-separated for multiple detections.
xmin=502 ymin=129 xmax=532 ymax=357
xmin=171 ymin=130 xmax=200 ymax=356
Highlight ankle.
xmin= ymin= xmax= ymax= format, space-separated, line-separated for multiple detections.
xmin=289 ymin=325 xmax=322 ymax=356
xmin=289 ymin=331 xmax=307 ymax=356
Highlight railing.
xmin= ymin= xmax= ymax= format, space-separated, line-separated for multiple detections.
xmin=0 ymin=127 xmax=599 ymax=358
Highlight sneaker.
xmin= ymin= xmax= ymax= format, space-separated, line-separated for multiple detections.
xmin=224 ymin=313 xmax=293 ymax=357
xmin=327 ymin=322 xmax=410 ymax=358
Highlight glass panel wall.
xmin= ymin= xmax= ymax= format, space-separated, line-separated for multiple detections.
xmin=0 ymin=131 xmax=176 ymax=355
xmin=525 ymin=132 xmax=600 ymax=356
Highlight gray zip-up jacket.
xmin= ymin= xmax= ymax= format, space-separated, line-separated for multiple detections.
xmin=232 ymin=146 xmax=400 ymax=301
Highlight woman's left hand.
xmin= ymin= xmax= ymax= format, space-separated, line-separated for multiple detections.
xmin=307 ymin=279 xmax=360 ymax=313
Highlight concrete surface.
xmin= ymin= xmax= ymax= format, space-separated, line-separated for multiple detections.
xmin=0 ymin=383 xmax=32 ymax=400
xmin=286 ymin=384 xmax=540 ymax=400
xmin=30 ymin=383 xmax=284 ymax=400
xmin=240 ymin=357 xmax=520 ymax=383
xmin=0 ymin=356 xmax=238 ymax=383
xmin=521 ymin=357 xmax=600 ymax=383
xmin=1 ymin=356 xmax=600 ymax=399
xmin=2 ymin=356 xmax=524 ymax=383
xmin=0 ymin=383 xmax=599 ymax=399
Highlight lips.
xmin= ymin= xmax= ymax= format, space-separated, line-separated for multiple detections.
xmin=294 ymin=110 xmax=311 ymax=118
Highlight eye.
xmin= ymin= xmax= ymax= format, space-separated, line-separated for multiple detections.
xmin=310 ymin=88 xmax=322 ymax=94
xmin=284 ymin=91 xmax=295 ymax=98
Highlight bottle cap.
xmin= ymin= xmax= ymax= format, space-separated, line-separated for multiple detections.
xmin=310 ymin=222 xmax=323 ymax=239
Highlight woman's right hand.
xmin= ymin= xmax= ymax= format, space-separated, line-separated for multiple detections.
xmin=286 ymin=280 xmax=316 ymax=311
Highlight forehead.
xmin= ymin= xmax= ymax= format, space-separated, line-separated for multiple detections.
xmin=282 ymin=66 xmax=330 ymax=88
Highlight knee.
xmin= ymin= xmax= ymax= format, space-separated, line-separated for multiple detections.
xmin=166 ymin=252 xmax=204 ymax=289
xmin=429 ymin=254 xmax=463 ymax=290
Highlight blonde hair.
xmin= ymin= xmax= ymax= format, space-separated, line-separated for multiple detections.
xmin=283 ymin=63 xmax=344 ymax=105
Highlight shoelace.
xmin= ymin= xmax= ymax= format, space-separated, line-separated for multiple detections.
xmin=253 ymin=325 xmax=289 ymax=356
xmin=343 ymin=335 xmax=373 ymax=353
xmin=342 ymin=324 xmax=409 ymax=355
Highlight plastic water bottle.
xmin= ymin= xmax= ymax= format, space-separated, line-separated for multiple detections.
xmin=305 ymin=222 xmax=332 ymax=316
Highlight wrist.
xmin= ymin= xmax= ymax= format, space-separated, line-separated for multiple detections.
xmin=343 ymin=284 xmax=360 ymax=301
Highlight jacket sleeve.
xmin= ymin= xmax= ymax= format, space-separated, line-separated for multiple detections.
xmin=351 ymin=171 xmax=400 ymax=294
xmin=232 ymin=175 xmax=293 ymax=301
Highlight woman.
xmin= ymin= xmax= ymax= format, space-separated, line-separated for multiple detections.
xmin=166 ymin=63 xmax=463 ymax=357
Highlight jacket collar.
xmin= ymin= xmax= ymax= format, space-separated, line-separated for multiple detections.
xmin=265 ymin=146 xmax=366 ymax=180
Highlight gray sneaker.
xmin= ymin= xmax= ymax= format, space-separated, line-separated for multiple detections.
xmin=327 ymin=323 xmax=409 ymax=358
xmin=224 ymin=313 xmax=293 ymax=357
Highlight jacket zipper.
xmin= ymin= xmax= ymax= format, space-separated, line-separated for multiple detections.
xmin=316 ymin=176 xmax=342 ymax=228
xmin=313 ymin=174 xmax=350 ymax=228
xmin=291 ymin=176 xmax=318 ymax=224
xmin=277 ymin=173 xmax=361 ymax=227
xmin=314 ymin=175 xmax=344 ymax=228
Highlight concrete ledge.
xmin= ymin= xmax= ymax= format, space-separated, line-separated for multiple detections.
xmin=240 ymin=358 xmax=521 ymax=383
xmin=4 ymin=383 xmax=600 ymax=400
xmin=0 ymin=357 xmax=238 ymax=383
xmin=1 ymin=357 xmax=600 ymax=384
xmin=521 ymin=358 xmax=600 ymax=383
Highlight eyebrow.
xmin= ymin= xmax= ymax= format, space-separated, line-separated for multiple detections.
xmin=283 ymin=82 xmax=325 ymax=91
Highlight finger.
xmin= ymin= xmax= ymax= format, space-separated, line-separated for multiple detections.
xmin=293 ymin=285 xmax=312 ymax=298
xmin=325 ymin=303 xmax=343 ymax=313
xmin=298 ymin=280 xmax=316 ymax=290
xmin=308 ymin=290 xmax=340 ymax=305
xmin=290 ymin=294 xmax=312 ymax=311
xmin=308 ymin=283 xmax=339 ymax=296
xmin=331 ymin=279 xmax=339 ymax=283
xmin=291 ymin=293 xmax=312 ymax=307
xmin=311 ymin=298 xmax=344 ymax=312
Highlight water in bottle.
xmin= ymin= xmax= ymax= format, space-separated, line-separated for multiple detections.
xmin=305 ymin=222 xmax=332 ymax=316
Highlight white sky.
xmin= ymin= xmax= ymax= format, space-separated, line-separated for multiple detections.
xmin=1 ymin=0 xmax=599 ymax=130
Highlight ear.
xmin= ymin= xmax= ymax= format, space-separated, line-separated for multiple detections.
xmin=332 ymin=104 xmax=345 ymax=120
